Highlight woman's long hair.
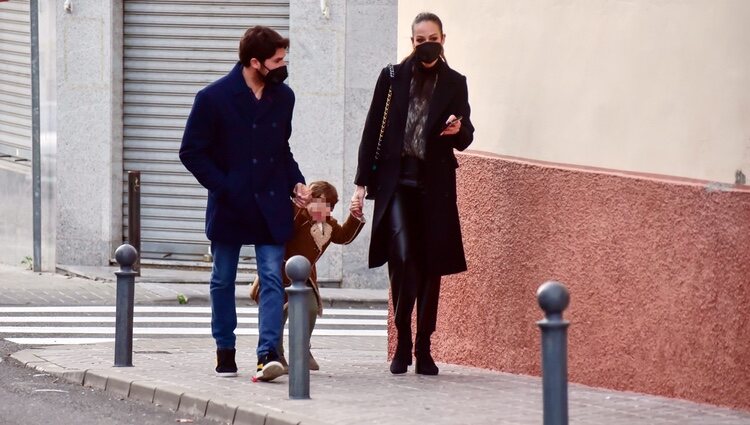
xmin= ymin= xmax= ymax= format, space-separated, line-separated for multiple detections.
xmin=401 ymin=12 xmax=448 ymax=65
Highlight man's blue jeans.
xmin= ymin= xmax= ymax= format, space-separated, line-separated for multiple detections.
xmin=210 ymin=241 xmax=285 ymax=357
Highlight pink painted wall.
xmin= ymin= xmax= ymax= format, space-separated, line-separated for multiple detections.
xmin=388 ymin=151 xmax=750 ymax=410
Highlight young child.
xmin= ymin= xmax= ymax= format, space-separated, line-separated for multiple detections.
xmin=250 ymin=180 xmax=364 ymax=373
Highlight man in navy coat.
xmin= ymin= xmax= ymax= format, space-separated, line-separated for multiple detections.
xmin=179 ymin=26 xmax=309 ymax=382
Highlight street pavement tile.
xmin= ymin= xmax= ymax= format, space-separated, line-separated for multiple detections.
xmin=61 ymin=369 xmax=87 ymax=385
xmin=129 ymin=381 xmax=156 ymax=403
xmin=233 ymin=406 xmax=270 ymax=425
xmin=178 ymin=392 xmax=210 ymax=417
xmin=82 ymin=370 xmax=108 ymax=390
xmin=152 ymin=385 xmax=184 ymax=411
xmin=105 ymin=374 xmax=132 ymax=398
xmin=10 ymin=350 xmax=41 ymax=366
xmin=205 ymin=399 xmax=239 ymax=424
xmin=265 ymin=411 xmax=303 ymax=425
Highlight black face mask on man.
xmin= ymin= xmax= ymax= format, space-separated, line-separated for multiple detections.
xmin=262 ymin=64 xmax=288 ymax=84
xmin=415 ymin=42 xmax=442 ymax=63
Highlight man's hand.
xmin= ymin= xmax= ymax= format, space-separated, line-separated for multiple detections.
xmin=292 ymin=183 xmax=311 ymax=208
xmin=350 ymin=185 xmax=366 ymax=219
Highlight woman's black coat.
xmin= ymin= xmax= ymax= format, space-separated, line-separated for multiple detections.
xmin=355 ymin=57 xmax=474 ymax=276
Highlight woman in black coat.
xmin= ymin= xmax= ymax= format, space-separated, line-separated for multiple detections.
xmin=350 ymin=12 xmax=474 ymax=375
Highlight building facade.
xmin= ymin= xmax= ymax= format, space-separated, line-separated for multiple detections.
xmin=395 ymin=0 xmax=750 ymax=410
xmin=1 ymin=0 xmax=396 ymax=289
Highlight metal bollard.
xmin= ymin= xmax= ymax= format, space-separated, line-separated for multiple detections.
xmin=127 ymin=171 xmax=141 ymax=276
xmin=537 ymin=281 xmax=571 ymax=425
xmin=114 ymin=244 xmax=138 ymax=367
xmin=285 ymin=255 xmax=312 ymax=400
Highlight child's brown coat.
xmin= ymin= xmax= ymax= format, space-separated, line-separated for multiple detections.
xmin=250 ymin=206 xmax=365 ymax=315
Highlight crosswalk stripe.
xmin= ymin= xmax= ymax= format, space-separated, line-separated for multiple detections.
xmin=0 ymin=304 xmax=389 ymax=344
xmin=6 ymin=338 xmax=117 ymax=345
xmin=0 ymin=306 xmax=388 ymax=316
xmin=0 ymin=326 xmax=387 ymax=337
xmin=0 ymin=316 xmax=385 ymax=326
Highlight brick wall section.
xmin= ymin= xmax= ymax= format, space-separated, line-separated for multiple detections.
xmin=389 ymin=151 xmax=750 ymax=410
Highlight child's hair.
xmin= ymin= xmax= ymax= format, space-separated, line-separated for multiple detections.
xmin=308 ymin=181 xmax=339 ymax=208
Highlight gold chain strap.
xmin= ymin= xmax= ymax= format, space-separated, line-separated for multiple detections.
xmin=376 ymin=87 xmax=392 ymax=150
xmin=372 ymin=64 xmax=394 ymax=172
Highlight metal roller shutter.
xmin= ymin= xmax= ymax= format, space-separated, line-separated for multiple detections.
xmin=0 ymin=0 xmax=31 ymax=163
xmin=123 ymin=0 xmax=290 ymax=263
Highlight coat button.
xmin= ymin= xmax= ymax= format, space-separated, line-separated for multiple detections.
xmin=252 ymin=158 xmax=258 ymax=164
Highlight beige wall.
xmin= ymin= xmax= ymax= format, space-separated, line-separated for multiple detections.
xmin=398 ymin=0 xmax=750 ymax=184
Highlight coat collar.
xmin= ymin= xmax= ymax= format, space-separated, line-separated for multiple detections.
xmin=228 ymin=61 xmax=248 ymax=95
xmin=390 ymin=58 xmax=413 ymax=119
xmin=297 ymin=208 xmax=334 ymax=250
xmin=310 ymin=221 xmax=333 ymax=250
xmin=229 ymin=61 xmax=276 ymax=121
xmin=391 ymin=57 xmax=458 ymax=137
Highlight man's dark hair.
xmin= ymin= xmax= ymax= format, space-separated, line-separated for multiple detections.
xmin=238 ymin=26 xmax=289 ymax=67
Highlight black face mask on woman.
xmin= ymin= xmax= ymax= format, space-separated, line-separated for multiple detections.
xmin=263 ymin=65 xmax=288 ymax=84
xmin=415 ymin=42 xmax=442 ymax=63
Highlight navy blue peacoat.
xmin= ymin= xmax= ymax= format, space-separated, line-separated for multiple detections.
xmin=180 ymin=62 xmax=305 ymax=245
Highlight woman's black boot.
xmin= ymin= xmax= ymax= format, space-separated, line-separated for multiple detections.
xmin=415 ymin=352 xmax=439 ymax=375
xmin=414 ymin=336 xmax=439 ymax=375
xmin=390 ymin=340 xmax=412 ymax=374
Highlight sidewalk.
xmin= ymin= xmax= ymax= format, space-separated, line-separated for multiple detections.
xmin=12 ymin=336 xmax=750 ymax=425
xmin=3 ymin=265 xmax=750 ymax=425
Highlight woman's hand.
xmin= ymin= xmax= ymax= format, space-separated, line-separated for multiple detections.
xmin=350 ymin=186 xmax=366 ymax=219
xmin=440 ymin=114 xmax=462 ymax=136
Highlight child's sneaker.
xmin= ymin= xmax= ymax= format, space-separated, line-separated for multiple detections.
xmin=278 ymin=352 xmax=319 ymax=373
xmin=215 ymin=348 xmax=238 ymax=377
xmin=309 ymin=351 xmax=320 ymax=371
xmin=255 ymin=351 xmax=284 ymax=382
xmin=279 ymin=355 xmax=289 ymax=375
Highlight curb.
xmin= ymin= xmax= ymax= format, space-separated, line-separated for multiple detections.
xmin=10 ymin=349 xmax=328 ymax=425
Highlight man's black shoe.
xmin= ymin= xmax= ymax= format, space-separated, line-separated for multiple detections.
xmin=215 ymin=348 xmax=238 ymax=377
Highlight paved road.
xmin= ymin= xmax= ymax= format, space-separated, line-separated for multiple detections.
xmin=0 ymin=339 xmax=220 ymax=425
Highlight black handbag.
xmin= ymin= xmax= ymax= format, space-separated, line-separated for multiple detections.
xmin=365 ymin=63 xmax=395 ymax=200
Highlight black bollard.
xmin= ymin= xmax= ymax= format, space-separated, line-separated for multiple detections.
xmin=127 ymin=171 xmax=141 ymax=276
xmin=537 ymin=281 xmax=571 ymax=425
xmin=285 ymin=255 xmax=312 ymax=400
xmin=114 ymin=244 xmax=138 ymax=367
